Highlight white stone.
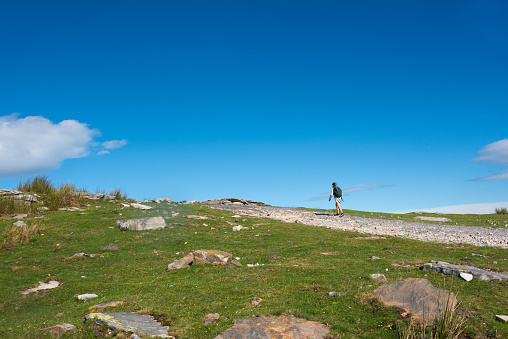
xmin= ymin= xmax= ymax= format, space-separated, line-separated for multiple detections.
xmin=232 ymin=225 xmax=248 ymax=231
xmin=459 ymin=272 xmax=474 ymax=282
xmin=13 ymin=220 xmax=26 ymax=227
xmin=130 ymin=203 xmax=152 ymax=210
xmin=77 ymin=293 xmax=98 ymax=300
xmin=22 ymin=280 xmax=60 ymax=295
xmin=13 ymin=214 xmax=28 ymax=219
xmin=496 ymin=315 xmax=508 ymax=322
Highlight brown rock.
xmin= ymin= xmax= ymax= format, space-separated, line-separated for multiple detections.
xmin=374 ymin=278 xmax=458 ymax=325
xmin=89 ymin=301 xmax=124 ymax=311
xmin=251 ymin=297 xmax=263 ymax=307
xmin=205 ymin=313 xmax=220 ymax=324
xmin=166 ymin=253 xmax=195 ymax=271
xmin=193 ymin=250 xmax=232 ymax=266
xmin=215 ymin=316 xmax=329 ymax=339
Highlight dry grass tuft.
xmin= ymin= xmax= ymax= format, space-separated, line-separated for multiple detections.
xmin=1 ymin=222 xmax=44 ymax=251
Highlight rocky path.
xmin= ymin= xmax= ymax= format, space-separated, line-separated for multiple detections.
xmin=208 ymin=205 xmax=508 ymax=249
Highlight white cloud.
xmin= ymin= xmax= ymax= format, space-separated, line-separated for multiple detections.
xmin=474 ymin=139 xmax=508 ymax=164
xmin=101 ymin=139 xmax=127 ymax=150
xmin=97 ymin=150 xmax=111 ymax=156
xmin=396 ymin=201 xmax=508 ymax=215
xmin=0 ymin=113 xmax=125 ymax=178
xmin=470 ymin=169 xmax=508 ymax=181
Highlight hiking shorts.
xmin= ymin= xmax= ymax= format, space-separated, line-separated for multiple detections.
xmin=334 ymin=196 xmax=342 ymax=203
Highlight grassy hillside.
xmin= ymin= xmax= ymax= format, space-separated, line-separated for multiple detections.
xmin=0 ymin=198 xmax=507 ymax=338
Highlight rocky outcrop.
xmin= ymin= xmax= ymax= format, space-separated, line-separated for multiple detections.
xmin=374 ymin=278 xmax=458 ymax=325
xmin=201 ymin=198 xmax=267 ymax=206
xmin=116 ymin=217 xmax=166 ymax=231
xmin=0 ymin=189 xmax=38 ymax=202
xmin=147 ymin=197 xmax=173 ymax=204
xmin=77 ymin=192 xmax=116 ymax=200
xmin=421 ymin=261 xmax=508 ymax=281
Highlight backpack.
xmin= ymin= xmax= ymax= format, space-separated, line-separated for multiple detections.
xmin=333 ymin=186 xmax=342 ymax=198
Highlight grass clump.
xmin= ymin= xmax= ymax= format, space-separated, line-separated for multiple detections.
xmin=1 ymin=222 xmax=43 ymax=251
xmin=0 ymin=198 xmax=37 ymax=217
xmin=495 ymin=207 xmax=507 ymax=215
xmin=46 ymin=183 xmax=83 ymax=211
xmin=17 ymin=175 xmax=54 ymax=194
xmin=110 ymin=187 xmax=127 ymax=200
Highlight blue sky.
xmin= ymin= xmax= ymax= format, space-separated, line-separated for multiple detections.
xmin=1 ymin=0 xmax=507 ymax=213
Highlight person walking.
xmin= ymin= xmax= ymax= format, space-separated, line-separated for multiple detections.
xmin=329 ymin=182 xmax=344 ymax=216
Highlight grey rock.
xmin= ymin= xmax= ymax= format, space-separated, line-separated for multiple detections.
xmin=13 ymin=220 xmax=26 ymax=227
xmin=421 ymin=261 xmax=508 ymax=281
xmin=0 ymin=188 xmax=38 ymax=202
xmin=78 ymin=293 xmax=98 ymax=300
xmin=215 ymin=316 xmax=329 ymax=339
xmin=201 ymin=198 xmax=267 ymax=206
xmin=150 ymin=197 xmax=173 ymax=203
xmin=374 ymin=278 xmax=458 ymax=325
xmin=116 ymin=217 xmax=166 ymax=231
xmin=370 ymin=256 xmax=381 ymax=260
xmin=84 ymin=312 xmax=171 ymax=337
xmin=496 ymin=315 xmax=508 ymax=322
xmin=205 ymin=313 xmax=220 ymax=325
xmin=13 ymin=214 xmax=28 ymax=219
xmin=370 ymin=274 xmax=387 ymax=282
xmin=232 ymin=225 xmax=248 ymax=231
xmin=78 ymin=192 xmax=115 ymax=200
xmin=166 ymin=253 xmax=194 ymax=271
xmin=414 ymin=216 xmax=452 ymax=222
xmin=41 ymin=323 xmax=75 ymax=338
xmin=38 ymin=206 xmax=49 ymax=211
xmin=58 ymin=207 xmax=85 ymax=211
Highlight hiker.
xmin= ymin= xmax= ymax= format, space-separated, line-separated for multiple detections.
xmin=329 ymin=182 xmax=344 ymax=216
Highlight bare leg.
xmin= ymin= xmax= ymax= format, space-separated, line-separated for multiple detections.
xmin=335 ymin=201 xmax=343 ymax=214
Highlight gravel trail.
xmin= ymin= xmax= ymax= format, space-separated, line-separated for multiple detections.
xmin=208 ymin=205 xmax=508 ymax=249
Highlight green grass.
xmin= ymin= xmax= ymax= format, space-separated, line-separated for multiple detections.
xmin=0 ymin=201 xmax=506 ymax=338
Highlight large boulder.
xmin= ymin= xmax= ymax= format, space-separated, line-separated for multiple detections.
xmin=215 ymin=316 xmax=329 ymax=339
xmin=374 ymin=278 xmax=458 ymax=324
xmin=116 ymin=217 xmax=166 ymax=231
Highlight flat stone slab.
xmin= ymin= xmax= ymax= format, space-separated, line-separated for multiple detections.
xmin=130 ymin=203 xmax=153 ymax=210
xmin=215 ymin=316 xmax=329 ymax=339
xmin=374 ymin=278 xmax=457 ymax=325
xmin=116 ymin=216 xmax=166 ymax=231
xmin=22 ymin=280 xmax=60 ymax=295
xmin=414 ymin=216 xmax=452 ymax=222
xmin=421 ymin=261 xmax=508 ymax=281
xmin=78 ymin=293 xmax=98 ymax=300
xmin=85 ymin=312 xmax=171 ymax=337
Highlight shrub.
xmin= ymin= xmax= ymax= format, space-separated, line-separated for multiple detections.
xmin=1 ymin=222 xmax=43 ymax=251
xmin=0 ymin=198 xmax=37 ymax=217
xmin=495 ymin=207 xmax=507 ymax=215
xmin=110 ymin=188 xmax=127 ymax=200
xmin=17 ymin=175 xmax=55 ymax=194
xmin=47 ymin=183 xmax=83 ymax=211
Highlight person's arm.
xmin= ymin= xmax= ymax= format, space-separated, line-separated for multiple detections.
xmin=329 ymin=189 xmax=333 ymax=201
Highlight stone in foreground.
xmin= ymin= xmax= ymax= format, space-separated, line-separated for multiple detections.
xmin=85 ymin=312 xmax=172 ymax=337
xmin=374 ymin=278 xmax=458 ymax=325
xmin=370 ymin=273 xmax=387 ymax=282
xmin=116 ymin=217 xmax=166 ymax=231
xmin=421 ymin=261 xmax=508 ymax=281
xmin=215 ymin=316 xmax=329 ymax=339
xmin=41 ymin=323 xmax=75 ymax=338
xmin=459 ymin=272 xmax=473 ymax=282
